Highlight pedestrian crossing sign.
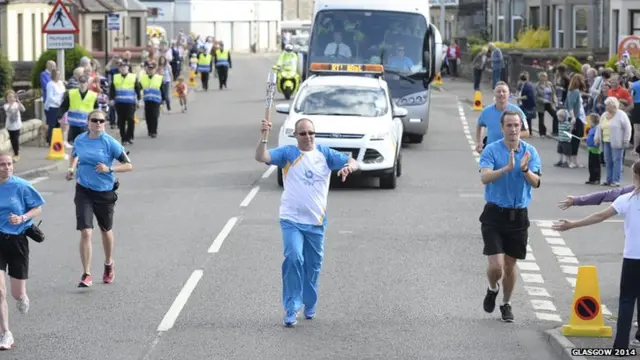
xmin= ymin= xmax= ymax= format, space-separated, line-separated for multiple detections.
xmin=42 ymin=0 xmax=79 ymax=34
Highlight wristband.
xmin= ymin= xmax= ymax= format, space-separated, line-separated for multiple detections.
xmin=522 ymin=167 xmax=529 ymax=173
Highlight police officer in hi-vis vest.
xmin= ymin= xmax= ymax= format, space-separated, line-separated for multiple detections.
xmin=109 ymin=63 xmax=142 ymax=145
xmin=139 ymin=62 xmax=166 ymax=138
xmin=57 ymin=75 xmax=99 ymax=144
xmin=197 ymin=47 xmax=213 ymax=91
xmin=213 ymin=41 xmax=232 ymax=89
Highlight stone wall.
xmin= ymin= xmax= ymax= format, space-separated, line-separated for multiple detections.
xmin=0 ymin=119 xmax=44 ymax=153
xmin=456 ymin=45 xmax=610 ymax=90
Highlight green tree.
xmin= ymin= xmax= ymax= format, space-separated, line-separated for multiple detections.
xmin=0 ymin=53 xmax=15 ymax=96
xmin=30 ymin=43 xmax=93 ymax=88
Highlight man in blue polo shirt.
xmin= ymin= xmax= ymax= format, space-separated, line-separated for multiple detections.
xmin=475 ymin=81 xmax=529 ymax=153
xmin=478 ymin=110 xmax=541 ymax=323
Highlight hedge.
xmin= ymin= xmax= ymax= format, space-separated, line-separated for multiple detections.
xmin=561 ymin=56 xmax=582 ymax=73
xmin=30 ymin=43 xmax=93 ymax=89
xmin=604 ymin=55 xmax=640 ymax=71
xmin=469 ymin=27 xmax=551 ymax=59
xmin=0 ymin=54 xmax=14 ymax=96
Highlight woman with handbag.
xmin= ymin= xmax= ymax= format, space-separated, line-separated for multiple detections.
xmin=65 ymin=110 xmax=133 ymax=288
xmin=0 ymin=152 xmax=46 ymax=350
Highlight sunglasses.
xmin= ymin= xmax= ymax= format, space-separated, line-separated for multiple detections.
xmin=297 ymin=131 xmax=315 ymax=136
xmin=90 ymin=118 xmax=106 ymax=123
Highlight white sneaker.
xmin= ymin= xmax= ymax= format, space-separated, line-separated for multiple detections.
xmin=631 ymin=339 xmax=640 ymax=347
xmin=635 ymin=321 xmax=638 ymax=327
xmin=0 ymin=331 xmax=14 ymax=350
xmin=17 ymin=296 xmax=29 ymax=314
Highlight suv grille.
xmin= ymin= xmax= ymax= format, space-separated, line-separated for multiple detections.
xmin=315 ymin=133 xmax=364 ymax=139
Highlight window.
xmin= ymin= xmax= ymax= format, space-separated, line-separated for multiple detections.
xmin=294 ymin=86 xmax=389 ymax=117
xmin=529 ymin=6 xmax=540 ymax=28
xmin=630 ymin=10 xmax=640 ymax=35
xmin=91 ymin=20 xmax=103 ymax=51
xmin=573 ymin=6 xmax=588 ymax=48
xmin=555 ymin=6 xmax=564 ymax=48
xmin=32 ymin=13 xmax=36 ymax=60
xmin=131 ymin=17 xmax=141 ymax=46
xmin=612 ymin=9 xmax=619 ymax=53
xmin=17 ymin=14 xmax=23 ymax=61
xmin=497 ymin=15 xmax=523 ymax=41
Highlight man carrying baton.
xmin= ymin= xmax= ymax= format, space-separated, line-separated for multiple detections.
xmin=254 ymin=115 xmax=358 ymax=327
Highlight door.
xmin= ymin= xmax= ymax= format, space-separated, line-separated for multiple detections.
xmin=232 ymin=21 xmax=251 ymax=52
xmin=258 ymin=21 xmax=269 ymax=51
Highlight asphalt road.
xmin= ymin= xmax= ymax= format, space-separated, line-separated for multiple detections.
xmin=11 ymin=56 xmax=563 ymax=360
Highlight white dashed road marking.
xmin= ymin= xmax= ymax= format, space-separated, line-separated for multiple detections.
xmin=262 ymin=165 xmax=277 ymax=179
xmin=157 ymin=269 xmax=204 ymax=332
xmin=29 ymin=176 xmax=49 ymax=185
xmin=208 ymin=217 xmax=239 ymax=253
xmin=534 ymin=221 xmax=613 ymax=317
xmin=240 ymin=186 xmax=260 ymax=207
xmin=456 ymin=100 xmax=562 ymax=323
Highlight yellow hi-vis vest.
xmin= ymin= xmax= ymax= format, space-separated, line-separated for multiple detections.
xmin=67 ymin=89 xmax=97 ymax=127
xmin=215 ymin=49 xmax=229 ymax=67
xmin=139 ymin=74 xmax=164 ymax=103
xmin=197 ymin=54 xmax=212 ymax=73
xmin=113 ymin=73 xmax=137 ymax=104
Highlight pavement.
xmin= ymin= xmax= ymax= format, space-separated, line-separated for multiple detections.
xmin=4 ymin=57 xmax=634 ymax=360
xmin=440 ymin=76 xmax=640 ymax=359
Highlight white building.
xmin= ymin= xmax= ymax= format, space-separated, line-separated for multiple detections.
xmin=143 ymin=0 xmax=281 ymax=52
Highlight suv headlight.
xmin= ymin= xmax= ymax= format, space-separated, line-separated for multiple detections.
xmin=284 ymin=128 xmax=294 ymax=137
xmin=370 ymin=132 xmax=388 ymax=140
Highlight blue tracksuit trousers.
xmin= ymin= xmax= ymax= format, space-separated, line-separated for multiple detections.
xmin=280 ymin=218 xmax=326 ymax=314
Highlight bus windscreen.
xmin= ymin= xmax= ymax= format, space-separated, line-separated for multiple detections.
xmin=307 ymin=9 xmax=429 ymax=77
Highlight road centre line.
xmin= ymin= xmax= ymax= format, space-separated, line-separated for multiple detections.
xmin=157 ymin=270 xmax=204 ymax=332
xmin=262 ymin=165 xmax=277 ymax=179
xmin=534 ymin=221 xmax=613 ymax=317
xmin=208 ymin=217 xmax=239 ymax=253
xmin=29 ymin=176 xmax=49 ymax=185
xmin=240 ymin=186 xmax=260 ymax=207
xmin=456 ymin=100 xmax=561 ymax=322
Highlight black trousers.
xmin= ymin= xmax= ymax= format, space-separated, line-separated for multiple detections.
xmin=473 ymin=68 xmax=482 ymax=91
xmin=216 ymin=66 xmax=229 ymax=88
xmin=8 ymin=130 xmax=20 ymax=156
xmin=144 ymin=101 xmax=161 ymax=135
xmin=115 ymin=103 xmax=136 ymax=142
xmin=200 ymin=72 xmax=210 ymax=90
xmin=570 ymin=120 xmax=584 ymax=156
xmin=613 ymin=258 xmax=640 ymax=349
xmin=537 ymin=103 xmax=558 ymax=137
xmin=588 ymin=152 xmax=602 ymax=182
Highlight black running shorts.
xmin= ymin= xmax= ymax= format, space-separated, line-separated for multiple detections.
xmin=479 ymin=203 xmax=529 ymax=260
xmin=74 ymin=183 xmax=118 ymax=232
xmin=0 ymin=233 xmax=29 ymax=280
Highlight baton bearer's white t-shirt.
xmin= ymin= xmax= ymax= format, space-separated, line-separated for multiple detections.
xmin=612 ymin=191 xmax=640 ymax=259
xmin=267 ymin=145 xmax=349 ymax=226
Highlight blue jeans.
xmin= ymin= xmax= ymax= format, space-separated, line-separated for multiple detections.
xmin=603 ymin=142 xmax=623 ymax=184
xmin=492 ymin=69 xmax=502 ymax=88
xmin=280 ymin=218 xmax=326 ymax=314
xmin=161 ymin=82 xmax=171 ymax=110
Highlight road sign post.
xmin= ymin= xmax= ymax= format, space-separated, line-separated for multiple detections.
xmin=41 ymin=0 xmax=79 ymax=79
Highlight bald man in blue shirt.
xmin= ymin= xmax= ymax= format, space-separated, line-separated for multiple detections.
xmin=478 ymin=110 xmax=541 ymax=323
xmin=475 ymin=81 xmax=530 ymax=153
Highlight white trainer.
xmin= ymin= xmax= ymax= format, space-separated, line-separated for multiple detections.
xmin=17 ymin=296 xmax=29 ymax=314
xmin=0 ymin=331 xmax=14 ymax=350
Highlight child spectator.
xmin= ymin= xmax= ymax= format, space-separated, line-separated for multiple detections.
xmin=2 ymin=90 xmax=25 ymax=162
xmin=175 ymin=77 xmax=188 ymax=112
xmin=555 ymin=109 xmax=572 ymax=167
xmin=586 ymin=113 xmax=602 ymax=184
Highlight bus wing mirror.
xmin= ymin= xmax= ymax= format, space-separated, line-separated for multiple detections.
xmin=426 ymin=24 xmax=443 ymax=83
